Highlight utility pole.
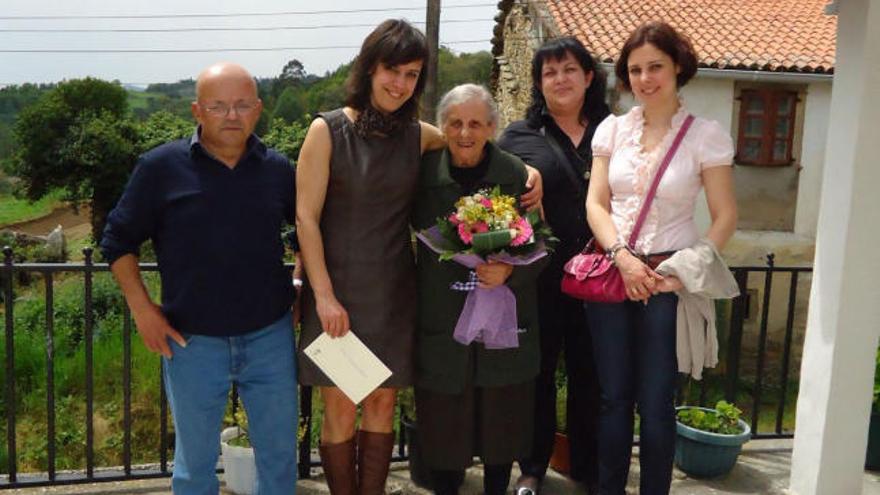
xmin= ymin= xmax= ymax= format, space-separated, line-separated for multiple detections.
xmin=424 ymin=0 xmax=441 ymax=122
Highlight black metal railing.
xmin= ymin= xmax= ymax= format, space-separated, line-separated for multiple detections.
xmin=1 ymin=248 xmax=811 ymax=489
xmin=676 ymin=253 xmax=813 ymax=439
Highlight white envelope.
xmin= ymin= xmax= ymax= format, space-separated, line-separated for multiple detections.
xmin=302 ymin=331 xmax=393 ymax=404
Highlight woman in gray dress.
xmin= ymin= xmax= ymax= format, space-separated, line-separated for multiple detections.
xmin=296 ymin=20 xmax=441 ymax=495
xmin=297 ymin=20 xmax=543 ymax=494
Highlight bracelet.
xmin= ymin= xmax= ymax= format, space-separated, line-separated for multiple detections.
xmin=292 ymin=278 xmax=304 ymax=289
xmin=606 ymin=242 xmax=626 ymax=259
xmin=608 ymin=244 xmax=631 ymax=266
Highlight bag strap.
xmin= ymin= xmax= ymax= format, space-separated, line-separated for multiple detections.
xmin=627 ymin=114 xmax=695 ymax=247
xmin=540 ymin=126 xmax=587 ymax=195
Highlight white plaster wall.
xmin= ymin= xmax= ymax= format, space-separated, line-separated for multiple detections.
xmin=794 ymin=82 xmax=832 ymax=237
xmin=679 ymin=78 xmax=736 ymax=234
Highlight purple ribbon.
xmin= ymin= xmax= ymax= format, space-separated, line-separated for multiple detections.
xmin=451 ymin=284 xmax=520 ymax=349
xmin=450 ymin=272 xmax=520 ymax=349
xmin=417 ymin=226 xmax=548 ymax=351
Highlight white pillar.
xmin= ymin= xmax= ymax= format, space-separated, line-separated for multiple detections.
xmin=789 ymin=0 xmax=880 ymax=493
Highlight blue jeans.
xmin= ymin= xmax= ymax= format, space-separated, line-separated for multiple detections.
xmin=163 ymin=312 xmax=299 ymax=495
xmin=586 ymin=293 xmax=678 ymax=495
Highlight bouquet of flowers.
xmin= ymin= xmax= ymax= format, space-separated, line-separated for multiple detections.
xmin=416 ymin=186 xmax=554 ymax=349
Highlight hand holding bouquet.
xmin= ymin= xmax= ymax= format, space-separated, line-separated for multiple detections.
xmin=417 ymin=186 xmax=554 ymax=349
xmin=432 ymin=186 xmax=552 ymax=259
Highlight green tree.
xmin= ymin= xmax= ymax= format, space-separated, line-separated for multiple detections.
xmin=8 ymin=80 xmax=194 ymax=243
xmin=0 ymin=122 xmax=13 ymax=163
xmin=301 ymin=64 xmax=350 ymax=114
xmin=137 ymin=111 xmax=193 ymax=153
xmin=262 ymin=117 xmax=310 ymax=163
xmin=437 ymin=48 xmax=493 ymax=96
xmin=272 ymin=86 xmax=306 ymax=123
xmin=8 ymin=78 xmax=133 ymax=242
xmin=278 ymin=59 xmax=307 ymax=89
xmin=62 ymin=112 xmax=140 ymax=244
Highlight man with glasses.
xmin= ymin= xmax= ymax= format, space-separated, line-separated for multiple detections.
xmin=101 ymin=62 xmax=300 ymax=494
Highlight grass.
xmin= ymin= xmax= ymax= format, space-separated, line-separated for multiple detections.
xmin=0 ymin=190 xmax=65 ymax=227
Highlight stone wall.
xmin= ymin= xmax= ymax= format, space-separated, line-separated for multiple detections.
xmin=494 ymin=2 xmax=542 ymax=128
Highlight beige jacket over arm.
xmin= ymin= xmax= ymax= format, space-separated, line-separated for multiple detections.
xmin=655 ymin=238 xmax=740 ymax=380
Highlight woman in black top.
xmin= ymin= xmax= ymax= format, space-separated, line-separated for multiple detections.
xmin=497 ymin=36 xmax=610 ymax=495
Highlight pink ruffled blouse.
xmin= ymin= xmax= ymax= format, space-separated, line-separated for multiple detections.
xmin=592 ymin=105 xmax=734 ymax=254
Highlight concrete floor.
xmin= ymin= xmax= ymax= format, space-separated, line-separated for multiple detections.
xmin=5 ymin=440 xmax=880 ymax=494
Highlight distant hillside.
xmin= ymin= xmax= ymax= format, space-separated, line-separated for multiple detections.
xmin=0 ymin=84 xmax=55 ymax=128
xmin=127 ymin=88 xmax=193 ymax=121
xmin=145 ymin=79 xmax=196 ymax=99
xmin=0 ymin=49 xmax=493 ymax=163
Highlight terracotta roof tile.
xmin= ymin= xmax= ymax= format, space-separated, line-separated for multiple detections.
xmin=539 ymin=0 xmax=836 ymax=73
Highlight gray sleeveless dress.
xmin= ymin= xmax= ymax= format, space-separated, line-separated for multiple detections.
xmin=298 ymin=108 xmax=420 ymax=387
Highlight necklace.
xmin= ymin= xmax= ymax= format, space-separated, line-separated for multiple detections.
xmin=352 ymin=104 xmax=408 ymax=138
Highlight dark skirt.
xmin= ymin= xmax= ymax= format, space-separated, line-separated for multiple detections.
xmin=415 ymin=364 xmax=534 ymax=470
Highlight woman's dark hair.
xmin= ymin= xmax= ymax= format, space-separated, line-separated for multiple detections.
xmin=615 ymin=21 xmax=698 ymax=91
xmin=345 ymin=19 xmax=429 ymax=121
xmin=525 ymin=36 xmax=610 ymax=128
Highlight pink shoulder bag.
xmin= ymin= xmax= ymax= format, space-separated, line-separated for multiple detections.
xmin=561 ymin=115 xmax=694 ymax=303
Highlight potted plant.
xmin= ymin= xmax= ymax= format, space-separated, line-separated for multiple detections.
xmin=865 ymin=347 xmax=880 ymax=470
xmin=674 ymin=400 xmax=751 ymax=478
xmin=221 ymin=404 xmax=256 ymax=495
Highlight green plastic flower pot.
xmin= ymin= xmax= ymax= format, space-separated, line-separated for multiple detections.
xmin=674 ymin=406 xmax=752 ymax=478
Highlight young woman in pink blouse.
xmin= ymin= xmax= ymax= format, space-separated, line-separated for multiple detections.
xmin=585 ymin=21 xmax=737 ymax=494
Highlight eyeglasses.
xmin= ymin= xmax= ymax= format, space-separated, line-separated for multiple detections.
xmin=200 ymin=101 xmax=259 ymax=117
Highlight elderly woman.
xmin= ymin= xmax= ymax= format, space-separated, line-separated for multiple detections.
xmin=412 ymin=84 xmax=546 ymax=495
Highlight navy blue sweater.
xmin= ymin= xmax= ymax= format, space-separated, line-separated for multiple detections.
xmin=100 ymin=133 xmax=296 ymax=336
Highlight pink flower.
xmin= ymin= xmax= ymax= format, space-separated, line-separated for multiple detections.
xmin=457 ymin=223 xmax=473 ymax=244
xmin=457 ymin=221 xmax=489 ymax=245
xmin=510 ymin=217 xmax=534 ymax=246
xmin=448 ymin=213 xmax=461 ymax=225
xmin=480 ymin=198 xmax=493 ymax=209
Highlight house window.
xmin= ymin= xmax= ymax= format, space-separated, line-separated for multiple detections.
xmin=736 ymin=89 xmax=798 ymax=166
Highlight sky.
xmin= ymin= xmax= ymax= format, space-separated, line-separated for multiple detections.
xmin=0 ymin=0 xmax=499 ymax=86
